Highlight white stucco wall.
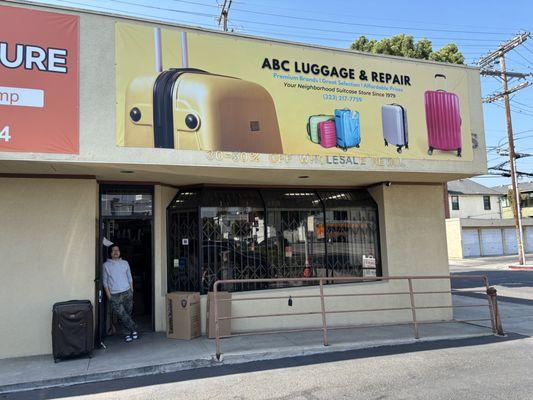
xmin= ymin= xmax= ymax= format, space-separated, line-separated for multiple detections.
xmin=449 ymin=195 xmax=501 ymax=219
xmin=0 ymin=178 xmax=97 ymax=359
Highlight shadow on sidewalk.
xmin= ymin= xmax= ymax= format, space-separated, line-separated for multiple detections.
xmin=3 ymin=332 xmax=526 ymax=400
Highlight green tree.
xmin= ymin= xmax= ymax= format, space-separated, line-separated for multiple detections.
xmin=349 ymin=35 xmax=377 ymax=52
xmin=415 ymin=38 xmax=433 ymax=60
xmin=349 ymin=34 xmax=464 ymax=64
xmin=429 ymin=43 xmax=465 ymax=64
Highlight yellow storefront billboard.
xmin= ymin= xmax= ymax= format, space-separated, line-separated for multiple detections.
xmin=116 ymin=22 xmax=478 ymax=161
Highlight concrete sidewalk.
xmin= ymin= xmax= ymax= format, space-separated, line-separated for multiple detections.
xmin=0 ymin=313 xmax=495 ymax=394
xmin=449 ymin=254 xmax=533 ymax=271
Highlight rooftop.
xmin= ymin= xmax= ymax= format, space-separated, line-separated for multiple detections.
xmin=447 ymin=179 xmax=500 ymax=195
xmin=492 ymin=181 xmax=533 ymax=195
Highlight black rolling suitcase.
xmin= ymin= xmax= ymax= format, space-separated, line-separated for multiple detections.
xmin=52 ymin=300 xmax=94 ymax=362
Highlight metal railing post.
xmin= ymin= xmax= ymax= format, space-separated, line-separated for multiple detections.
xmin=482 ymin=277 xmax=497 ymax=333
xmin=486 ymin=286 xmax=505 ymax=336
xmin=407 ymin=278 xmax=420 ymax=339
xmin=319 ymin=279 xmax=329 ymax=346
xmin=214 ymin=281 xmax=222 ymax=361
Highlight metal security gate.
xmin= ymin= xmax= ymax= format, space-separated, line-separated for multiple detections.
xmin=167 ymin=188 xmax=381 ymax=294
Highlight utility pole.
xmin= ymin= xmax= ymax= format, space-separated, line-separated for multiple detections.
xmin=218 ymin=0 xmax=233 ymax=32
xmin=478 ymin=32 xmax=530 ymax=265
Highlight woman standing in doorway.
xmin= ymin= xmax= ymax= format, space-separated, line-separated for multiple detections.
xmin=102 ymin=245 xmax=139 ymax=342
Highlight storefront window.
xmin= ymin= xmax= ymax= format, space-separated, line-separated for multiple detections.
xmin=167 ymin=188 xmax=381 ymax=294
xmin=167 ymin=190 xmax=200 ymax=293
xmin=262 ymin=190 xmax=324 ymax=287
xmin=199 ymin=189 xmax=266 ymax=293
xmin=101 ymin=187 xmax=153 ymax=217
xmin=319 ymin=191 xmax=380 ymax=278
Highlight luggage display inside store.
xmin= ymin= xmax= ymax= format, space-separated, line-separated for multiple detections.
xmin=52 ymin=300 xmax=94 ymax=362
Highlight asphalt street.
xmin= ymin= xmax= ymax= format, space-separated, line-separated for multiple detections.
xmin=4 ymin=334 xmax=531 ymax=400
xmin=4 ymin=256 xmax=533 ymax=400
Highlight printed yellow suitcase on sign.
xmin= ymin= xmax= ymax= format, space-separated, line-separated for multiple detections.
xmin=124 ymin=68 xmax=283 ymax=153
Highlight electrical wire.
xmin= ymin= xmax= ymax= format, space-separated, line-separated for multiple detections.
xmin=96 ymin=0 xmax=511 ymax=47
xmin=51 ymin=0 xmax=219 ymax=26
xmin=217 ymin=0 xmax=516 ymax=32
xmin=103 ymin=0 xmax=218 ymax=18
xmin=511 ymin=100 xmax=533 ymax=110
xmin=523 ymin=43 xmax=533 ymax=57
xmin=231 ymin=26 xmax=492 ymax=53
xmin=228 ymin=18 xmax=506 ymax=44
xmin=221 ymin=5 xmax=514 ymax=35
xmin=511 ymin=48 xmax=533 ymax=67
xmin=505 ymin=55 xmax=532 ymax=70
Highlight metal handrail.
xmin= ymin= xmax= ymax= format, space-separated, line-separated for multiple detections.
xmin=212 ymin=275 xmax=504 ymax=360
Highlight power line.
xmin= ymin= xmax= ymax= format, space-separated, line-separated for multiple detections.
xmin=222 ymin=0 xmax=518 ymax=32
xmin=51 ymin=0 xmax=219 ymax=26
xmin=512 ymin=48 xmax=533 ymax=67
xmin=226 ymin=6 xmax=514 ymax=35
xmin=229 ymin=18 xmax=507 ymax=43
xmin=505 ymin=55 xmax=532 ymax=69
xmin=98 ymin=0 xmax=512 ymax=45
xmin=231 ymin=27 xmax=493 ymax=52
xmin=523 ymin=43 xmax=533 ymax=57
xmin=105 ymin=0 xmax=219 ymax=18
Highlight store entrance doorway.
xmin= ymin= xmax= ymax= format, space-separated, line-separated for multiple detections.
xmin=96 ymin=185 xmax=154 ymax=345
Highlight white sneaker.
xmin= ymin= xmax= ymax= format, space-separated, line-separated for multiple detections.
xmin=132 ymin=331 xmax=138 ymax=340
xmin=124 ymin=335 xmax=132 ymax=342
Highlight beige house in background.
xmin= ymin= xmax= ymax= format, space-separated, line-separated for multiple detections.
xmin=445 ymin=180 xmax=533 ymax=258
xmin=446 ymin=179 xmax=502 ymax=219
xmin=493 ymin=182 xmax=533 ymax=219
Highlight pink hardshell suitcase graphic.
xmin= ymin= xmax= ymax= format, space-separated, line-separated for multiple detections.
xmin=424 ymin=74 xmax=462 ymax=157
xmin=318 ymin=120 xmax=336 ymax=148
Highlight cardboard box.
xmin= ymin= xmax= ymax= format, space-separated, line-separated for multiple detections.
xmin=206 ymin=291 xmax=232 ymax=339
xmin=166 ymin=292 xmax=201 ymax=340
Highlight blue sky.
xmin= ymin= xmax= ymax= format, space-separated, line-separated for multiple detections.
xmin=30 ymin=0 xmax=533 ymax=188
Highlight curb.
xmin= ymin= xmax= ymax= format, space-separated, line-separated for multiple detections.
xmin=509 ymin=265 xmax=533 ymax=271
xmin=0 ymin=331 xmax=494 ymax=395
xmin=0 ymin=357 xmax=219 ymax=395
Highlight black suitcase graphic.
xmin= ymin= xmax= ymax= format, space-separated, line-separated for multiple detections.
xmin=52 ymin=300 xmax=94 ymax=362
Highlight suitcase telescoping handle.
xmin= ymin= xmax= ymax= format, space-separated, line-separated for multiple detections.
xmin=153 ymin=28 xmax=189 ymax=71
xmin=434 ymin=73 xmax=447 ymax=92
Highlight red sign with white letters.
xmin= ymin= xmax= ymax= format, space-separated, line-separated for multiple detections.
xmin=0 ymin=5 xmax=79 ymax=154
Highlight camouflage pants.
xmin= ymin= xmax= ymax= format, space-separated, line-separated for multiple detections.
xmin=110 ymin=290 xmax=137 ymax=335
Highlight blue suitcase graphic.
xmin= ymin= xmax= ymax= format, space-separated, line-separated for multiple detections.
xmin=335 ymin=109 xmax=360 ymax=150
